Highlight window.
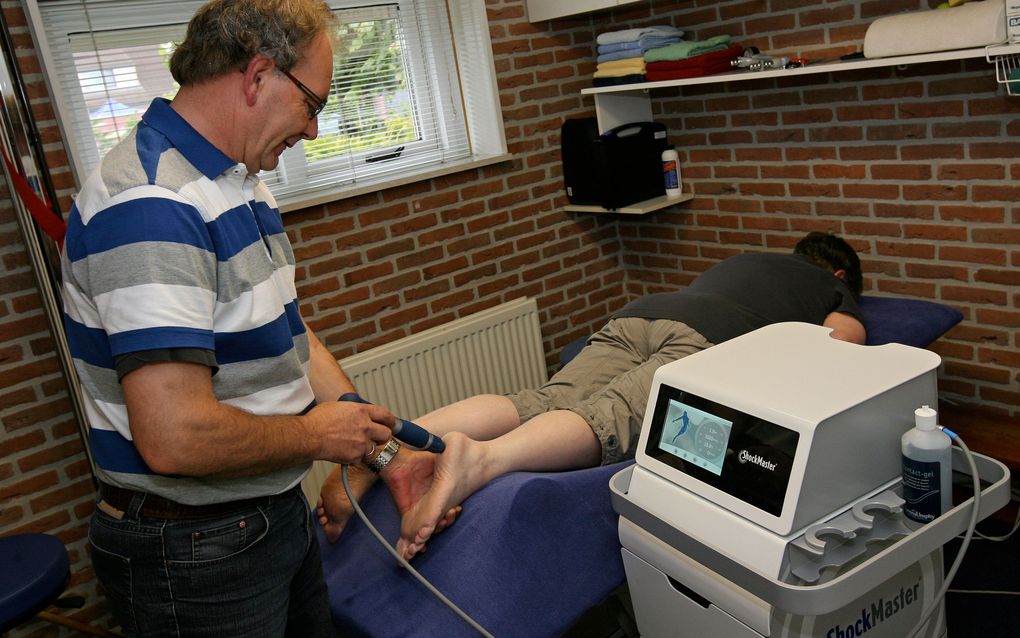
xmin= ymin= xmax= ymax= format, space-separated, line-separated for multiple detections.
xmin=78 ymin=67 xmax=141 ymax=94
xmin=29 ymin=0 xmax=507 ymax=209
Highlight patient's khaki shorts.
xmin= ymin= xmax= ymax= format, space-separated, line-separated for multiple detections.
xmin=509 ymin=318 xmax=712 ymax=465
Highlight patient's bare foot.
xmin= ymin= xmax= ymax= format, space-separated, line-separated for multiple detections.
xmin=396 ymin=432 xmax=493 ymax=559
xmin=317 ymin=448 xmax=461 ymax=544
xmin=317 ymin=463 xmax=377 ymax=543
xmin=384 ymin=446 xmax=462 ymax=535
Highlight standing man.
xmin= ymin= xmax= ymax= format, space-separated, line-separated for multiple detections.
xmin=61 ymin=0 xmax=394 ymax=635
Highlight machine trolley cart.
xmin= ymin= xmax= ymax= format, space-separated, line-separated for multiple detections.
xmin=610 ymin=449 xmax=1010 ymax=635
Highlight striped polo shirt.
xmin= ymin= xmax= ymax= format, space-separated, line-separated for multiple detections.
xmin=61 ymin=98 xmax=314 ymax=504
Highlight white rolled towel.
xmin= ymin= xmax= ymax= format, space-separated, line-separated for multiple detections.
xmin=864 ymin=0 xmax=1007 ymax=58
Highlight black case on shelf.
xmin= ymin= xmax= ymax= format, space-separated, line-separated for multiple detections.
xmin=561 ymin=118 xmax=668 ymax=210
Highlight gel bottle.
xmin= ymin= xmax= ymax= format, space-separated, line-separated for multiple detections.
xmin=901 ymin=405 xmax=953 ymax=524
xmin=661 ymin=148 xmax=682 ymax=199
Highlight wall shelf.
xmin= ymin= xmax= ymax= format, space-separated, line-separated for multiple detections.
xmin=583 ymin=43 xmax=1020 ymax=131
xmin=567 ymin=43 xmax=1020 ymax=214
xmin=526 ymin=0 xmax=640 ymax=23
xmin=563 ymin=192 xmax=694 ymax=214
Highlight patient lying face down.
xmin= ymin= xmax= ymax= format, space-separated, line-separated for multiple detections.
xmin=317 ymin=231 xmax=866 ymax=559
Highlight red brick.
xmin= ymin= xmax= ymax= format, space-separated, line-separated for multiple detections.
xmin=939 ymin=206 xmax=1005 ymax=223
xmin=3 ymin=398 xmax=72 ymax=432
xmin=901 ymin=144 xmax=965 ymax=160
xmin=842 ymin=184 xmax=899 ymax=200
xmin=975 ymin=308 xmax=1020 ymax=328
xmin=810 ymin=164 xmax=865 ymax=180
xmin=938 ymin=246 xmax=1007 ymax=266
xmin=943 ymin=286 xmax=1007 ymax=306
xmin=972 ymin=185 xmax=1020 ymax=202
xmin=897 ymin=100 xmax=964 ymax=119
xmin=902 ymin=184 xmax=967 ymax=201
xmin=975 ymin=268 xmax=1020 ymax=286
xmin=29 ymin=478 xmax=95 ymax=514
xmin=870 ymin=164 xmax=931 ymax=181
xmin=873 ymin=203 xmax=935 ymax=219
xmin=838 ymin=145 xmax=898 ymax=161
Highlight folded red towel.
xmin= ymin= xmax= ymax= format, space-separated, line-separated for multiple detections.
xmin=645 ymin=44 xmax=743 ymax=81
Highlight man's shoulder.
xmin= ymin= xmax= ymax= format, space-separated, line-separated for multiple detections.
xmin=79 ymin=134 xmax=225 ymax=227
xmin=98 ymin=131 xmax=206 ymax=197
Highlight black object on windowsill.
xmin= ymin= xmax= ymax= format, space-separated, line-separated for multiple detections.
xmin=365 ymin=145 xmax=405 ymax=163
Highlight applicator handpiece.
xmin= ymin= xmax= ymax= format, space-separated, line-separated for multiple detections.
xmin=339 ymin=392 xmax=446 ymax=453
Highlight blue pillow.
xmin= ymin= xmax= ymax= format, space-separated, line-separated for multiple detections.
xmin=859 ymin=295 xmax=962 ymax=348
xmin=560 ymin=296 xmax=962 ymax=365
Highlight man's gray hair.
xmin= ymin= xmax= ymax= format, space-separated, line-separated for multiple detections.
xmin=169 ymin=0 xmax=336 ymax=85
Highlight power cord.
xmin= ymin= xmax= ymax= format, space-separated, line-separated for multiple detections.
xmin=906 ymin=427 xmax=980 ymax=638
xmin=340 ymin=464 xmax=495 ymax=638
xmin=971 ymin=499 xmax=1020 ymax=542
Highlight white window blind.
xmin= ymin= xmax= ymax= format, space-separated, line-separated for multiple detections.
xmin=29 ymin=0 xmax=506 ymax=209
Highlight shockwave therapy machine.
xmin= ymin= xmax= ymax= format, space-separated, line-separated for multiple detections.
xmin=611 ymin=322 xmax=1011 ymax=638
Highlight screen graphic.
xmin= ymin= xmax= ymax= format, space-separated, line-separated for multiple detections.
xmin=657 ymin=399 xmax=732 ymax=476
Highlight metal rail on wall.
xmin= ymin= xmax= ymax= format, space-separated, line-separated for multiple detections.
xmin=0 ymin=13 xmax=97 ymax=483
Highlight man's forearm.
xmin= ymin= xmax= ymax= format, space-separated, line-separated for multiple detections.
xmin=135 ymin=401 xmax=321 ymax=477
xmin=122 ymin=360 xmax=393 ymax=478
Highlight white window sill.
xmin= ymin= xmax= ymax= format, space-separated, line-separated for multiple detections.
xmin=277 ymin=153 xmax=516 ymax=213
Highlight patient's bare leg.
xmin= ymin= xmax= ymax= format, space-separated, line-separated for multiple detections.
xmin=396 ymin=409 xmax=601 ymax=559
xmin=415 ymin=393 xmax=523 ymax=440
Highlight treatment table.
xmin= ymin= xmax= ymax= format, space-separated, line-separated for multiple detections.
xmin=317 ymin=296 xmax=963 ymax=637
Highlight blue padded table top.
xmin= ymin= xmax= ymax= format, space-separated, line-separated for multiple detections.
xmin=0 ymin=533 xmax=69 ymax=630
xmin=319 ymin=461 xmax=631 ymax=638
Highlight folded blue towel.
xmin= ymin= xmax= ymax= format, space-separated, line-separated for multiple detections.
xmin=639 ymin=34 xmax=682 ymax=51
xmin=598 ymin=41 xmax=641 ymax=54
xmin=597 ymin=25 xmax=683 ymax=46
xmin=597 ymin=50 xmax=644 ymax=63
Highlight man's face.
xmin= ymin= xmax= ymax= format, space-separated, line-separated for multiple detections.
xmin=249 ymin=32 xmax=333 ymax=174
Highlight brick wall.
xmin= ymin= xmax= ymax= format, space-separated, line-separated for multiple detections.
xmin=1 ymin=0 xmax=1016 ymax=635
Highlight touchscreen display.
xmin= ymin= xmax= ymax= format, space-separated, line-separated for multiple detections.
xmin=657 ymin=400 xmax=731 ymax=476
xmin=644 ymin=383 xmax=798 ymax=517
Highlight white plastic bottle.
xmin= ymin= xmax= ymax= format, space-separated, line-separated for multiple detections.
xmin=901 ymin=405 xmax=953 ymax=524
xmin=661 ymin=148 xmax=682 ymax=199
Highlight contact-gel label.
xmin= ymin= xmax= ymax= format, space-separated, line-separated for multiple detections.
xmin=902 ymin=457 xmax=941 ymax=524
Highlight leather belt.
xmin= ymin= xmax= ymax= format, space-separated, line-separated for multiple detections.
xmin=98 ymin=482 xmax=293 ymax=521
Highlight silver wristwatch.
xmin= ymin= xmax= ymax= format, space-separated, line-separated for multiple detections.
xmin=367 ymin=438 xmax=401 ymax=473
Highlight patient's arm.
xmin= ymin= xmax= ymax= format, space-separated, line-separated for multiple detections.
xmin=824 ymin=311 xmax=866 ymax=344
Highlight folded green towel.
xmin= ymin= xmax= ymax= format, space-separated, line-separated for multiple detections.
xmin=644 ymin=34 xmax=733 ymax=62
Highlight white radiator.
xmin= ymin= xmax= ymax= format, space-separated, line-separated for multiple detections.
xmin=301 ymin=297 xmax=548 ymax=502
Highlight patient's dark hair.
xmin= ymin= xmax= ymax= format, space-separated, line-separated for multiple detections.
xmin=794 ymin=232 xmax=862 ymax=299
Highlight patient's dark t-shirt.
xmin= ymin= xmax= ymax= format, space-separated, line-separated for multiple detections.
xmin=612 ymin=252 xmax=861 ymax=345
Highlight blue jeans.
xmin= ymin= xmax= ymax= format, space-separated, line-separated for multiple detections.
xmin=89 ymin=486 xmax=335 ymax=637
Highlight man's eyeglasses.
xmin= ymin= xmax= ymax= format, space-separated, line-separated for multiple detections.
xmin=281 ymin=69 xmax=328 ymax=120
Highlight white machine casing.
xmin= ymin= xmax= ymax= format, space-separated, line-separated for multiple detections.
xmin=633 ymin=322 xmax=941 ymax=540
xmin=616 ymin=323 xmax=1012 ymax=638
